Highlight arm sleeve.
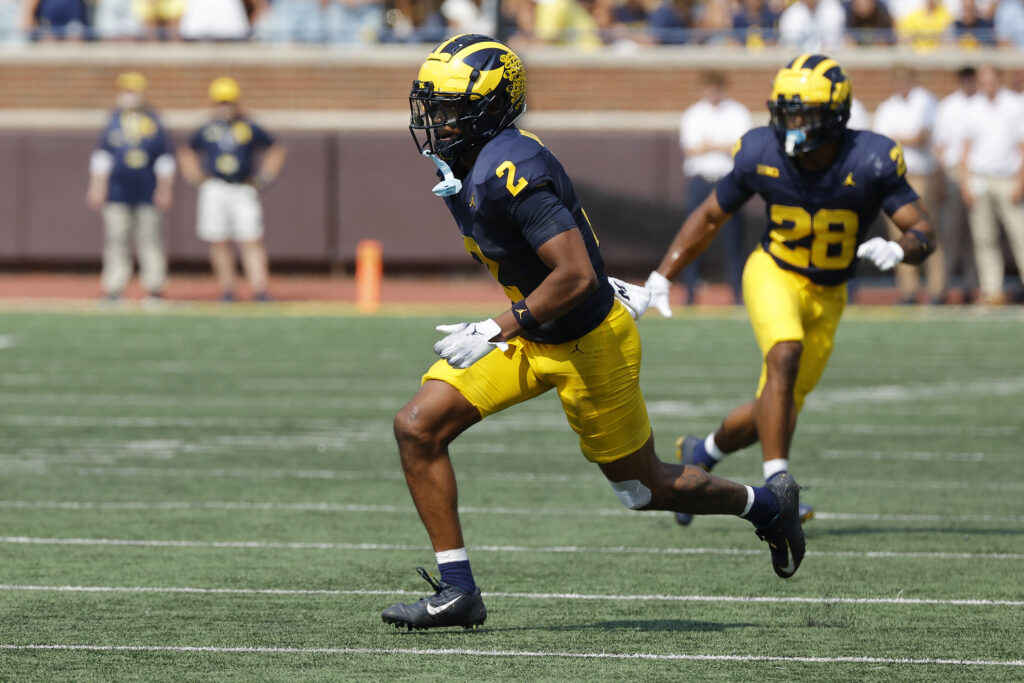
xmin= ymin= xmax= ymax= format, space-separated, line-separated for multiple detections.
xmin=714 ymin=131 xmax=758 ymax=213
xmin=89 ymin=149 xmax=114 ymax=175
xmin=879 ymin=140 xmax=921 ymax=216
xmin=511 ymin=187 xmax=579 ymax=253
xmin=252 ymin=123 xmax=275 ymax=149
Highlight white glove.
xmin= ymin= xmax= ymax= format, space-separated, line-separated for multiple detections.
xmin=644 ymin=271 xmax=673 ymax=318
xmin=434 ymin=319 xmax=509 ymax=369
xmin=857 ymin=237 xmax=904 ymax=271
xmin=607 ymin=276 xmax=652 ymax=320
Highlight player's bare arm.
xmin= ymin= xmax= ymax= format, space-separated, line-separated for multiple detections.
xmin=655 ymin=190 xmax=735 ymax=281
xmin=889 ymin=200 xmax=936 ymax=265
xmin=176 ymin=145 xmax=204 ymax=186
xmin=491 ymin=229 xmax=598 ymax=342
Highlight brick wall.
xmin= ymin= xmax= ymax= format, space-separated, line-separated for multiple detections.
xmin=2 ymin=45 xmax=1021 ymax=116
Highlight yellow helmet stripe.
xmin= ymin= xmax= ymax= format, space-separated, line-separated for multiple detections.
xmin=810 ymin=58 xmax=840 ymax=81
xmin=790 ymin=54 xmax=813 ymax=70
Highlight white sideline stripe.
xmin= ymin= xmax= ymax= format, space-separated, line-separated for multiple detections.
xmin=3 ymin=584 xmax=1023 ymax=607
xmin=2 ymin=537 xmax=1022 ymax=561
xmin=0 ymin=644 xmax=1021 ymax=667
xmin=1 ymin=501 xmax=1021 ymax=524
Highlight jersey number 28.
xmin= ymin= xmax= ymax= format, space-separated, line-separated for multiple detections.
xmin=768 ymin=205 xmax=859 ymax=271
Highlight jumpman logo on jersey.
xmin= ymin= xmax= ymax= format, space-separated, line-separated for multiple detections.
xmin=571 ymin=341 xmax=584 ymax=354
xmin=843 ymin=172 xmax=856 ymax=187
xmin=469 ymin=193 xmax=476 ymax=208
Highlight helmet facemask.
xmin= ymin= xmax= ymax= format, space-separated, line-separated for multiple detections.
xmin=768 ymin=97 xmax=849 ymax=157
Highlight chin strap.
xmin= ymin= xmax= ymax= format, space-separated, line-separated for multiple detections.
xmin=423 ymin=150 xmax=463 ymax=197
xmin=784 ymin=130 xmax=806 ymax=157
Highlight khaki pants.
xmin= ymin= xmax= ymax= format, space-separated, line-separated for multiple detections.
xmin=887 ymin=172 xmax=945 ymax=302
xmin=938 ymin=167 xmax=977 ymax=295
xmin=966 ymin=174 xmax=1024 ymax=301
xmin=101 ymin=202 xmax=166 ymax=296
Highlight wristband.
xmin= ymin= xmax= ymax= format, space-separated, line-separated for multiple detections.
xmin=511 ymin=299 xmax=540 ymax=331
xmin=907 ymin=228 xmax=933 ymax=255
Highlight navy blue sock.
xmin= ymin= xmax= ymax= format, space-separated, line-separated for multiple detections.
xmin=438 ymin=560 xmax=477 ymax=594
xmin=741 ymin=486 xmax=780 ymax=527
xmin=691 ymin=439 xmax=718 ymax=470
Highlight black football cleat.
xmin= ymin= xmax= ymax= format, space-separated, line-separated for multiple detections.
xmin=755 ymin=472 xmax=806 ymax=578
xmin=381 ymin=567 xmax=487 ymax=631
xmin=674 ymin=434 xmax=706 ymax=527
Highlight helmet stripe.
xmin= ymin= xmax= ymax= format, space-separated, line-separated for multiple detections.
xmin=810 ymin=58 xmax=840 ymax=81
xmin=789 ymin=54 xmax=813 ymax=69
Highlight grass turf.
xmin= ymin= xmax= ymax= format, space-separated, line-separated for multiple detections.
xmin=0 ymin=305 xmax=1022 ymax=680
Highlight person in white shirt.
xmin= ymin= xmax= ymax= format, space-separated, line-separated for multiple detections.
xmin=959 ymin=64 xmax=1024 ymax=305
xmin=678 ymin=71 xmax=752 ymax=304
xmin=932 ymin=66 xmax=978 ymax=303
xmin=873 ymin=65 xmax=945 ymax=303
xmin=847 ymin=96 xmax=871 ymax=129
xmin=778 ymin=0 xmax=846 ymax=51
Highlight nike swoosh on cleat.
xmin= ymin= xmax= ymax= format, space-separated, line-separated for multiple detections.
xmin=426 ymin=596 xmax=462 ymax=615
xmin=778 ymin=539 xmax=796 ymax=575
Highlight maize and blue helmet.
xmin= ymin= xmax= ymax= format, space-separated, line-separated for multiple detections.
xmin=409 ymin=34 xmax=527 ymax=161
xmin=768 ymin=54 xmax=852 ymax=157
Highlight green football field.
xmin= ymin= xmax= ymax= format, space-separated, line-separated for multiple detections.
xmin=0 ymin=304 xmax=1022 ymax=681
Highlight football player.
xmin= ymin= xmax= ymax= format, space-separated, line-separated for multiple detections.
xmin=381 ymin=34 xmax=807 ymax=632
xmin=642 ymin=54 xmax=936 ymax=526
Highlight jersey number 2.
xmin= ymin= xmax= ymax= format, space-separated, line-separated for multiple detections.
xmin=496 ymin=161 xmax=528 ymax=197
xmin=768 ymin=205 xmax=859 ymax=271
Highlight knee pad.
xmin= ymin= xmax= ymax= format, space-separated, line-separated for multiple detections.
xmin=610 ymin=479 xmax=652 ymax=510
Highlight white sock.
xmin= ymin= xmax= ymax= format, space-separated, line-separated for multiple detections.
xmin=705 ymin=433 xmax=725 ymax=461
xmin=435 ymin=547 xmax=469 ymax=565
xmin=741 ymin=485 xmax=755 ymax=516
xmin=763 ymin=458 xmax=788 ymax=481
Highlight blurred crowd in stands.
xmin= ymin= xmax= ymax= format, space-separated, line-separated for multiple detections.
xmin=1 ymin=0 xmax=1022 ymax=49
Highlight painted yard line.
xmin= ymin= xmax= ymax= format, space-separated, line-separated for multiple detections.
xmin=2 ymin=536 xmax=1022 ymax=561
xmin=0 ymin=644 xmax=1021 ymax=667
xmin=10 ymin=465 xmax=1022 ymax=492
xmin=1 ymin=500 xmax=1021 ymax=524
xmin=3 ymin=584 xmax=1023 ymax=607
xmin=818 ymin=450 xmax=1019 ymax=462
xmin=0 ymin=392 xmax=403 ymax=411
xmin=0 ymin=413 xmax=1018 ymax=438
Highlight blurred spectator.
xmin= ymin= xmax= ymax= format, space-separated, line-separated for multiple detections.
xmin=597 ymin=0 xmax=651 ymax=46
xmin=1 ymin=0 xmax=26 ymax=43
xmin=324 ymin=0 xmax=385 ymax=44
xmin=21 ymin=0 xmax=86 ymax=40
xmin=994 ymin=0 xmax=1024 ymax=46
xmin=380 ymin=0 xmax=444 ymax=43
xmin=778 ymin=0 xmax=845 ymax=51
xmin=253 ymin=0 xmax=325 ymax=43
xmin=933 ymin=66 xmax=979 ymax=302
xmin=873 ymin=66 xmax=944 ymax=304
xmin=86 ymin=73 xmax=175 ymax=302
xmin=647 ymin=0 xmax=692 ymax=44
xmin=132 ymin=0 xmax=186 ymax=40
xmin=844 ymin=0 xmax=894 ymax=44
xmin=179 ymin=0 xmax=250 ymax=41
xmin=678 ymin=71 xmax=752 ymax=304
xmin=531 ymin=0 xmax=603 ymax=47
xmin=732 ymin=0 xmax=779 ymax=48
xmin=958 ymin=64 xmax=1024 ymax=305
xmin=896 ymin=0 xmax=952 ymax=49
xmin=953 ymin=0 xmax=995 ymax=46
xmin=93 ymin=0 xmax=143 ymax=39
xmin=441 ymin=0 xmax=496 ymax=37
xmin=178 ymin=77 xmax=287 ymax=303
xmin=695 ymin=0 xmax=735 ymax=43
xmin=848 ymin=95 xmax=871 ymax=128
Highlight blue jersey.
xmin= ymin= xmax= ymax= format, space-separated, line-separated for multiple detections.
xmin=716 ymin=126 xmax=919 ymax=286
xmin=441 ymin=127 xmax=614 ymax=344
xmin=189 ymin=117 xmax=274 ymax=184
xmin=98 ymin=108 xmax=173 ymax=206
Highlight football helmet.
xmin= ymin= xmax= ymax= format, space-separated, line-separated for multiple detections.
xmin=410 ymin=34 xmax=527 ymax=161
xmin=767 ymin=54 xmax=851 ymax=157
